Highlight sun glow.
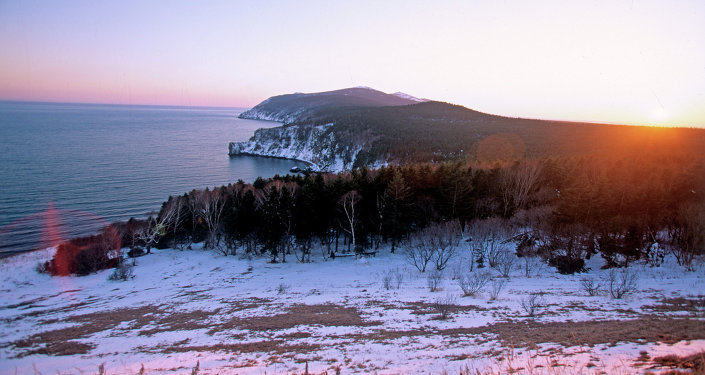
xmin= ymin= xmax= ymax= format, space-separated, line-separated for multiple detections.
xmin=651 ymin=107 xmax=670 ymax=124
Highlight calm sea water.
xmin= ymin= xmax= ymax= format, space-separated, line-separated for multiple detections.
xmin=0 ymin=102 xmax=306 ymax=257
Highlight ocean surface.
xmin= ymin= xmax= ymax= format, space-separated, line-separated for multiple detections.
xmin=0 ymin=101 xmax=307 ymax=257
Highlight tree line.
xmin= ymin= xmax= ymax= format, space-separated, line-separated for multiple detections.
xmin=41 ymin=147 xmax=705 ymax=276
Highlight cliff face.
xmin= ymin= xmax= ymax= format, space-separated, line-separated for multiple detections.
xmin=229 ymin=123 xmax=370 ymax=172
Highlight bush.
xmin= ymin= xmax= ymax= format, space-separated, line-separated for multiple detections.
xmin=520 ymin=293 xmax=543 ymax=317
xmin=489 ymin=278 xmax=506 ymax=301
xmin=276 ymin=283 xmax=290 ymax=294
xmin=457 ymin=271 xmax=491 ymax=297
xmin=548 ymin=255 xmax=585 ymax=275
xmin=44 ymin=229 xmax=120 ymax=276
xmin=381 ymin=268 xmax=404 ymax=290
xmin=493 ymin=250 xmax=516 ymax=278
xmin=608 ymin=268 xmax=638 ymax=299
xmin=127 ymin=247 xmax=145 ymax=258
xmin=522 ymin=256 xmax=542 ymax=278
xmin=433 ymin=294 xmax=457 ymax=320
xmin=427 ymin=270 xmax=443 ymax=292
xmin=580 ymin=276 xmax=602 ymax=296
xmin=108 ymin=259 xmax=134 ymax=281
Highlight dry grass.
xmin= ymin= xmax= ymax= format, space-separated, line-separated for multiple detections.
xmin=11 ymin=305 xmax=160 ymax=357
xmin=651 ymin=351 xmax=705 ymax=374
xmin=13 ymin=340 xmax=94 ymax=357
xmin=161 ymin=340 xmax=322 ymax=356
xmin=138 ymin=308 xmax=220 ymax=336
xmin=325 ymin=316 xmax=705 ymax=350
xmin=213 ymin=303 xmax=381 ymax=333
xmin=404 ymin=301 xmax=488 ymax=316
xmin=442 ymin=317 xmax=705 ymax=348
xmin=644 ymin=296 xmax=705 ymax=316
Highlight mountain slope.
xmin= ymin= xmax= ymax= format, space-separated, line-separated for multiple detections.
xmin=238 ymin=87 xmax=417 ymax=123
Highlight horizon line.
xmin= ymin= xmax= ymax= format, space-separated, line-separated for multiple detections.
xmin=1 ymin=98 xmax=701 ymax=130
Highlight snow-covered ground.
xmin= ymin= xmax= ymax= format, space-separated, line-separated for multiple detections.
xmin=1 ymin=244 xmax=703 ymax=374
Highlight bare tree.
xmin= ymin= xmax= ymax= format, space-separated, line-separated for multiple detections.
xmin=406 ymin=230 xmax=436 ymax=273
xmin=499 ymin=160 xmax=543 ymax=216
xmin=375 ymin=191 xmax=387 ymax=249
xmin=466 ymin=218 xmax=513 ymax=269
xmin=339 ymin=190 xmax=361 ymax=253
xmin=674 ymin=202 xmax=705 ymax=271
xmin=194 ymin=188 xmax=227 ymax=250
xmin=432 ymin=221 xmax=462 ymax=271
xmin=134 ymin=199 xmax=182 ymax=253
xmin=406 ymin=221 xmax=461 ymax=272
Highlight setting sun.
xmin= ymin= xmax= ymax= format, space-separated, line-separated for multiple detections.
xmin=652 ymin=106 xmax=669 ymax=124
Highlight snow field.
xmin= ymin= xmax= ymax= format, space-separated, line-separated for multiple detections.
xmin=1 ymin=243 xmax=704 ymax=374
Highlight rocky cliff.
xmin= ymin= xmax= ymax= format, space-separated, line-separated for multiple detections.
xmin=229 ymin=123 xmax=371 ymax=172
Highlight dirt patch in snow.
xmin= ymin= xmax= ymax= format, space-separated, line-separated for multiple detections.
xmin=644 ymin=296 xmax=705 ymax=316
xmin=404 ymin=300 xmax=489 ymax=315
xmin=160 ymin=340 xmax=322 ymax=357
xmin=441 ymin=316 xmax=705 ymax=348
xmin=10 ymin=305 xmax=160 ymax=357
xmin=323 ymin=316 xmax=705 ymax=349
xmin=12 ymin=340 xmax=94 ymax=357
xmin=215 ymin=303 xmax=381 ymax=332
xmin=138 ymin=308 xmax=221 ymax=336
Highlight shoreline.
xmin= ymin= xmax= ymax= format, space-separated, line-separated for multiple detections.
xmin=228 ymin=150 xmax=318 ymax=170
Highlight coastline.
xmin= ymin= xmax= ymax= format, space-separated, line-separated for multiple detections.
xmin=228 ymin=151 xmax=316 ymax=170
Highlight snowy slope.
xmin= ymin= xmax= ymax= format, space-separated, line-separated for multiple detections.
xmin=1 ymin=244 xmax=704 ymax=374
xmin=391 ymin=92 xmax=428 ymax=103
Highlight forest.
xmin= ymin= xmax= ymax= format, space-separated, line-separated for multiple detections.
xmin=42 ymin=138 xmax=705 ymax=277
xmin=291 ymin=101 xmax=705 ymax=167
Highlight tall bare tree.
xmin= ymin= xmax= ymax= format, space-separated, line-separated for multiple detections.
xmin=339 ymin=190 xmax=361 ymax=253
xmin=134 ymin=198 xmax=182 ymax=253
xmin=499 ymin=160 xmax=543 ymax=216
xmin=194 ymin=188 xmax=227 ymax=249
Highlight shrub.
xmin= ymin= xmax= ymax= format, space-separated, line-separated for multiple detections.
xmin=127 ymin=247 xmax=145 ymax=258
xmin=381 ymin=268 xmax=404 ymax=290
xmin=44 ymin=228 xmax=120 ymax=276
xmin=580 ymin=276 xmax=602 ymax=296
xmin=674 ymin=203 xmax=705 ymax=271
xmin=522 ymin=256 xmax=542 ymax=278
xmin=548 ymin=255 xmax=585 ymax=275
xmin=493 ymin=250 xmax=516 ymax=278
xmin=489 ymin=278 xmax=506 ymax=301
xmin=108 ymin=259 xmax=135 ymax=281
xmin=277 ymin=283 xmax=290 ymax=294
xmin=520 ymin=293 xmax=543 ymax=317
xmin=433 ymin=294 xmax=457 ymax=320
xmin=427 ymin=270 xmax=443 ymax=292
xmin=382 ymin=272 xmax=394 ymax=290
xmin=394 ymin=269 xmax=404 ymax=289
xmin=457 ymin=271 xmax=491 ymax=297
xmin=608 ymin=268 xmax=638 ymax=299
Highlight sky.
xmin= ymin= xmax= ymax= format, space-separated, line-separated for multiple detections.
xmin=0 ymin=0 xmax=704 ymax=127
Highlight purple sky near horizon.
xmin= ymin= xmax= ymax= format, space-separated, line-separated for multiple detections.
xmin=0 ymin=0 xmax=704 ymax=127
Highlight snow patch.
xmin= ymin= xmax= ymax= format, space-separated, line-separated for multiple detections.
xmin=391 ymin=91 xmax=428 ymax=103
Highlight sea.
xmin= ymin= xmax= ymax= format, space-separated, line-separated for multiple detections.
xmin=0 ymin=101 xmax=308 ymax=257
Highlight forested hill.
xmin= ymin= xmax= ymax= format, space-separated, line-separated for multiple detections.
xmin=232 ymin=87 xmax=705 ymax=171
xmin=238 ymin=87 xmax=419 ymax=123
xmin=300 ymin=101 xmax=705 ymax=165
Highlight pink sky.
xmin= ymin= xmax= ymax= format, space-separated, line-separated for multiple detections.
xmin=1 ymin=1 xmax=704 ymax=126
